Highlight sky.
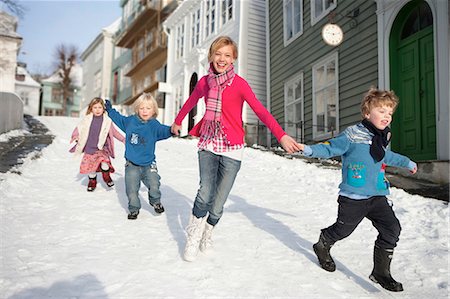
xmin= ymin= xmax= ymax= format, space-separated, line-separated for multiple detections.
xmin=0 ymin=116 xmax=448 ymax=298
xmin=10 ymin=0 xmax=122 ymax=75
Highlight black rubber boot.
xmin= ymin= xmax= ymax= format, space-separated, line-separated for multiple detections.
xmin=369 ymin=245 xmax=403 ymax=292
xmin=313 ymin=232 xmax=336 ymax=272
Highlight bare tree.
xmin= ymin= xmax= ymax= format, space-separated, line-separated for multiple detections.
xmin=53 ymin=44 xmax=79 ymax=116
xmin=0 ymin=0 xmax=26 ymax=19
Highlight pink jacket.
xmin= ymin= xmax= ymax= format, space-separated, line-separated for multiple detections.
xmin=175 ymin=74 xmax=286 ymax=145
xmin=70 ymin=114 xmax=125 ymax=158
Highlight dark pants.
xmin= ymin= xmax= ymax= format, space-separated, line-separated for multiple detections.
xmin=322 ymin=195 xmax=401 ymax=249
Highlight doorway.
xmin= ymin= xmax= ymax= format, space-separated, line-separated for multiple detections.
xmin=390 ymin=0 xmax=436 ymax=161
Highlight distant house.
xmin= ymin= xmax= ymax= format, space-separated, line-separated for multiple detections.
xmin=40 ymin=64 xmax=83 ymax=117
xmin=115 ymin=0 xmax=179 ymax=121
xmin=0 ymin=10 xmax=22 ymax=92
xmin=267 ymin=0 xmax=449 ymax=163
xmin=80 ymin=18 xmax=123 ymax=111
xmin=163 ymin=0 xmax=270 ymax=146
xmin=110 ymin=32 xmax=132 ymax=115
xmin=15 ymin=62 xmax=40 ymax=116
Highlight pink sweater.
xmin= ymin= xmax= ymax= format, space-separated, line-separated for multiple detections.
xmin=175 ymin=74 xmax=286 ymax=145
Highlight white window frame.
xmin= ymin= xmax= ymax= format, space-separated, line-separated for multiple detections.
xmin=220 ymin=0 xmax=233 ymax=27
xmin=175 ymin=23 xmax=185 ymax=61
xmin=283 ymin=0 xmax=303 ymax=46
xmin=312 ymin=52 xmax=339 ymax=140
xmin=310 ymin=0 xmax=337 ymax=26
xmin=191 ymin=8 xmax=201 ymax=49
xmin=204 ymin=0 xmax=216 ymax=38
xmin=284 ymin=72 xmax=304 ymax=141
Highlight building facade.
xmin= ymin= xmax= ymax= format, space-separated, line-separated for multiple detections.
xmin=0 ymin=11 xmax=22 ymax=93
xmin=267 ymin=0 xmax=449 ymax=164
xmin=115 ymin=0 xmax=179 ymax=122
xmin=80 ymin=18 xmax=121 ymax=111
xmin=15 ymin=62 xmax=40 ymax=116
xmin=40 ymin=64 xmax=83 ymax=117
xmin=109 ymin=44 xmax=132 ymax=115
xmin=164 ymin=0 xmax=270 ymax=146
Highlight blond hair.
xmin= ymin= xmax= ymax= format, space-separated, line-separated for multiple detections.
xmin=208 ymin=35 xmax=238 ymax=62
xmin=86 ymin=97 xmax=105 ymax=115
xmin=360 ymin=87 xmax=399 ymax=118
xmin=134 ymin=93 xmax=159 ymax=117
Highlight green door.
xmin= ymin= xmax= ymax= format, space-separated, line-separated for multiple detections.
xmin=390 ymin=1 xmax=436 ymax=161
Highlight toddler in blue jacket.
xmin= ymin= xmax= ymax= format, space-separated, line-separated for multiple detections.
xmin=298 ymin=87 xmax=417 ymax=292
xmin=105 ymin=94 xmax=172 ymax=220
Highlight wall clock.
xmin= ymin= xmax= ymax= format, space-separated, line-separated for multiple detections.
xmin=321 ymin=23 xmax=344 ymax=46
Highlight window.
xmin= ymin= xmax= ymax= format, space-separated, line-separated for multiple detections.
xmin=51 ymin=88 xmax=62 ymax=103
xmin=191 ymin=9 xmax=201 ymax=49
xmin=94 ymin=71 xmax=102 ymax=93
xmin=20 ymin=92 xmax=29 ymax=105
xmin=283 ymin=0 xmax=303 ymax=46
xmin=311 ymin=0 xmax=336 ymax=25
xmin=205 ymin=0 xmax=216 ymax=37
xmin=146 ymin=30 xmax=154 ymax=52
xmin=137 ymin=36 xmax=145 ymax=62
xmin=401 ymin=1 xmax=432 ymax=39
xmin=284 ymin=73 xmax=304 ymax=141
xmin=312 ymin=53 xmax=338 ymax=139
xmin=94 ymin=44 xmax=102 ymax=62
xmin=221 ymin=0 xmax=233 ymax=26
xmin=176 ymin=23 xmax=185 ymax=60
xmin=112 ymin=71 xmax=118 ymax=103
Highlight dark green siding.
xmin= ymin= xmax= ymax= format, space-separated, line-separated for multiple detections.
xmin=269 ymin=0 xmax=378 ymax=143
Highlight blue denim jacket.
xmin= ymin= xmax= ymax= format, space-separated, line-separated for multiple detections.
xmin=303 ymin=123 xmax=416 ymax=198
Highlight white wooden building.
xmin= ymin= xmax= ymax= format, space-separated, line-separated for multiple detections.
xmin=163 ymin=0 xmax=271 ymax=146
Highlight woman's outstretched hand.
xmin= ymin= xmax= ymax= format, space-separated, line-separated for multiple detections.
xmin=280 ymin=135 xmax=302 ymax=154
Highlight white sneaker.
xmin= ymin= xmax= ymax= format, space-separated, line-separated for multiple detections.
xmin=199 ymin=222 xmax=214 ymax=252
xmin=183 ymin=215 xmax=205 ymax=262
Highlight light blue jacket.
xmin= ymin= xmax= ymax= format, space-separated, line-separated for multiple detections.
xmin=303 ymin=123 xmax=416 ymax=198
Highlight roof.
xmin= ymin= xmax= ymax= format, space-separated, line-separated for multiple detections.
xmin=42 ymin=64 xmax=83 ymax=87
xmin=15 ymin=65 xmax=41 ymax=87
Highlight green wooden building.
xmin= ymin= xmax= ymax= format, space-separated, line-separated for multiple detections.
xmin=267 ymin=0 xmax=449 ymax=168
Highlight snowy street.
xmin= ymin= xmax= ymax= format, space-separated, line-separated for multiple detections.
xmin=0 ymin=116 xmax=448 ymax=299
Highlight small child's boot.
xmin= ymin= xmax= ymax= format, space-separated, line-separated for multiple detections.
xmin=313 ymin=232 xmax=336 ymax=272
xmin=87 ymin=176 xmax=97 ymax=192
xmin=369 ymin=245 xmax=403 ymax=292
xmin=102 ymin=170 xmax=114 ymax=187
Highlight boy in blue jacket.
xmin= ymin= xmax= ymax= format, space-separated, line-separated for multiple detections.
xmin=298 ymin=87 xmax=417 ymax=292
xmin=105 ymin=94 xmax=172 ymax=220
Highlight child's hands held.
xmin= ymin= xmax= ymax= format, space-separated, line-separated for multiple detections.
xmin=105 ymin=99 xmax=112 ymax=110
xmin=280 ymin=135 xmax=302 ymax=154
xmin=409 ymin=161 xmax=418 ymax=174
xmin=171 ymin=123 xmax=181 ymax=135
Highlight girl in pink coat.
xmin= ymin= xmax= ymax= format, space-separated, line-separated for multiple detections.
xmin=171 ymin=36 xmax=301 ymax=261
xmin=70 ymin=97 xmax=125 ymax=191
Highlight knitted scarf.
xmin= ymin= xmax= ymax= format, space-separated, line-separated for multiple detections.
xmin=361 ymin=119 xmax=391 ymax=162
xmin=199 ymin=63 xmax=235 ymax=140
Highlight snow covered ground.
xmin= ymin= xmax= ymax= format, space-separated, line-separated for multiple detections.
xmin=0 ymin=116 xmax=448 ymax=299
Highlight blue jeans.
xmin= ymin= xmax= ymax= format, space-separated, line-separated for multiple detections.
xmin=125 ymin=160 xmax=161 ymax=213
xmin=192 ymin=150 xmax=241 ymax=226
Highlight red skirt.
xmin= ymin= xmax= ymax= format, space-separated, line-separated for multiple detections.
xmin=79 ymin=150 xmax=115 ymax=174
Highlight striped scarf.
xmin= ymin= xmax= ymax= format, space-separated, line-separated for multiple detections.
xmin=199 ymin=63 xmax=235 ymax=143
